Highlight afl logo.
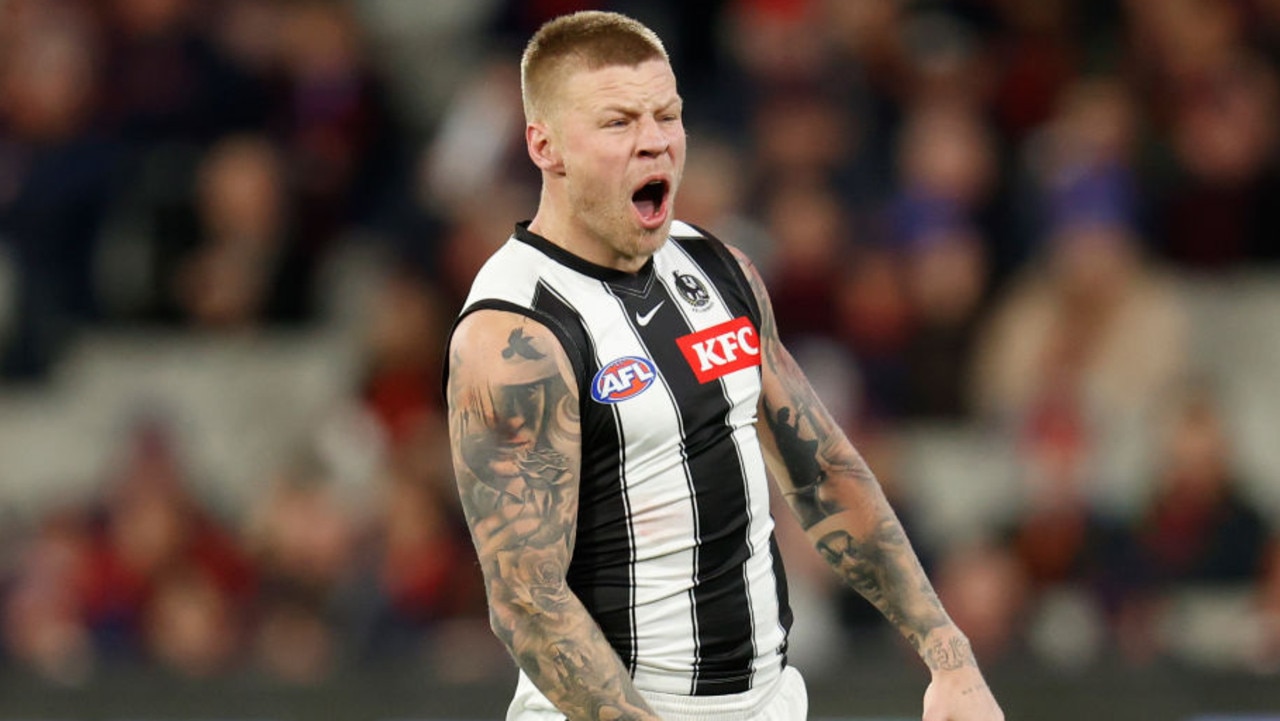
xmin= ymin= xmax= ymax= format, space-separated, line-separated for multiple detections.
xmin=591 ymin=356 xmax=657 ymax=404
xmin=673 ymin=271 xmax=711 ymax=309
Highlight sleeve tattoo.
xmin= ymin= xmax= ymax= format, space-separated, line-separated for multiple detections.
xmin=448 ymin=318 xmax=657 ymax=720
xmin=733 ymin=248 xmax=977 ymax=671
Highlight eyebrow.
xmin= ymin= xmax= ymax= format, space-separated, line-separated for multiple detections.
xmin=598 ymin=103 xmax=639 ymax=115
xmin=596 ymin=98 xmax=683 ymax=115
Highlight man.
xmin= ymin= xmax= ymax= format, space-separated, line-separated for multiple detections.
xmin=445 ymin=10 xmax=1004 ymax=721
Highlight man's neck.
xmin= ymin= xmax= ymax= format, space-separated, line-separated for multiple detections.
xmin=527 ymin=204 xmax=650 ymax=275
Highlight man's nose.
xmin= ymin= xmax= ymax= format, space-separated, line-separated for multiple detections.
xmin=636 ymin=115 xmax=671 ymax=157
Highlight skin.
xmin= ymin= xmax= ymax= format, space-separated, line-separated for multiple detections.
xmin=447 ymin=55 xmax=1003 ymax=721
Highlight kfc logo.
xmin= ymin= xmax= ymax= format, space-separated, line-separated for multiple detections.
xmin=676 ymin=317 xmax=761 ymax=383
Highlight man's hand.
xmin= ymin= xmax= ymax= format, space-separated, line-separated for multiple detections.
xmin=920 ymin=631 xmax=1003 ymax=721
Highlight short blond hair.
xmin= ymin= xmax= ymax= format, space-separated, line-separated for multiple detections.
xmin=520 ymin=11 xmax=669 ymax=122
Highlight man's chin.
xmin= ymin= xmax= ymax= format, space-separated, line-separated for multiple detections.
xmin=633 ymin=224 xmax=671 ymax=256
xmin=640 ymin=215 xmax=675 ymax=242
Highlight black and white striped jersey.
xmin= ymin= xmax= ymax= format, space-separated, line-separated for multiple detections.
xmin=454 ymin=220 xmax=793 ymax=697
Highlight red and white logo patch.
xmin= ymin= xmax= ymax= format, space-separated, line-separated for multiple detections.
xmin=591 ymin=356 xmax=657 ymax=404
xmin=676 ymin=316 xmax=761 ymax=383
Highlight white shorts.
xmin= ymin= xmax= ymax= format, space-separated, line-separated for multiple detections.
xmin=506 ymin=666 xmax=808 ymax=721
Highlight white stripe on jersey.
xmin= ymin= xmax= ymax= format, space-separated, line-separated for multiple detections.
xmin=551 ymin=269 xmax=704 ymax=695
xmin=662 ymin=228 xmax=786 ymax=683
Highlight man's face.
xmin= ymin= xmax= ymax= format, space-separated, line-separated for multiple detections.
xmin=546 ymin=59 xmax=686 ymax=266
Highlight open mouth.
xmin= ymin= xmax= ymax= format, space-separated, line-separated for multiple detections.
xmin=631 ymin=179 xmax=669 ymax=227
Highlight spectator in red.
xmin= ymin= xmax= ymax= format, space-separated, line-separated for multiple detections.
xmin=82 ymin=417 xmax=254 ymax=669
xmin=1 ymin=508 xmax=98 ymax=683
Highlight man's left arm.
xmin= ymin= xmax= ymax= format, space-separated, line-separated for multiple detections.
xmin=728 ymin=246 xmax=1003 ymax=721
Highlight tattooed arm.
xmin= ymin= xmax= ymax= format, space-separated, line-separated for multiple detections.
xmin=728 ymin=247 xmax=1003 ymax=721
xmin=447 ymin=310 xmax=660 ymax=721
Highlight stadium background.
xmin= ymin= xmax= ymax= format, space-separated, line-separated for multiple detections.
xmin=1 ymin=0 xmax=1279 ymax=718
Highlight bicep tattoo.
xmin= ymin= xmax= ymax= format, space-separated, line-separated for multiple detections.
xmin=450 ymin=322 xmax=580 ymax=568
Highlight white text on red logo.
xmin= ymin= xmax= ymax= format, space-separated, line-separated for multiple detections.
xmin=676 ymin=316 xmax=761 ymax=383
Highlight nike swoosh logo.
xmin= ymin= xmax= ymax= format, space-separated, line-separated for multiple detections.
xmin=635 ymin=301 xmax=664 ymax=327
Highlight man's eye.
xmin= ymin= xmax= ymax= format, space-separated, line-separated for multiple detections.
xmin=606 ymin=118 xmax=628 ymax=128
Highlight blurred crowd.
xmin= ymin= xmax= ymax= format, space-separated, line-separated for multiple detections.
xmin=1 ymin=0 xmax=1279 ymax=687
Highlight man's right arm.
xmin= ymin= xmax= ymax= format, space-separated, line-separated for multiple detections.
xmin=446 ymin=309 xmax=661 ymax=721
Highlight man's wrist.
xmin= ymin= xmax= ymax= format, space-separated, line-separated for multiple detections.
xmin=920 ymin=626 xmax=980 ymax=674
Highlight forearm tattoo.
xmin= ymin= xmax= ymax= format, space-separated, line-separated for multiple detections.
xmin=734 ymin=248 xmax=971 ymax=670
xmin=449 ymin=321 xmax=656 ymax=721
xmin=764 ymin=401 xmax=859 ymax=529
xmin=740 ymin=254 xmax=871 ymax=529
xmin=816 ymin=525 xmax=952 ymax=656
xmin=922 ymin=635 xmax=978 ymax=673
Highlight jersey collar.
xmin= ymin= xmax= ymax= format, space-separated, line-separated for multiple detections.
xmin=514 ymin=221 xmax=656 ymax=287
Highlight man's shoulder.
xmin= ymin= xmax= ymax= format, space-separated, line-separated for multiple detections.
xmin=472 ymin=232 xmax=550 ymax=283
xmin=668 ymin=219 xmax=750 ymax=268
xmin=667 ymin=219 xmax=736 ymax=257
xmin=670 ymin=220 xmax=733 ymax=246
xmin=458 ymin=236 xmax=544 ymax=310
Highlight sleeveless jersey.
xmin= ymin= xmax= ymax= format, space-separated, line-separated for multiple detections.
xmin=453 ymin=220 xmax=793 ymax=697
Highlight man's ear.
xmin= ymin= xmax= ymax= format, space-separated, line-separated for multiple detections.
xmin=527 ymin=122 xmax=565 ymax=176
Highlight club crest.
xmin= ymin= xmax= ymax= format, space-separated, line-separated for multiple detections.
xmin=672 ymin=271 xmax=711 ymax=309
